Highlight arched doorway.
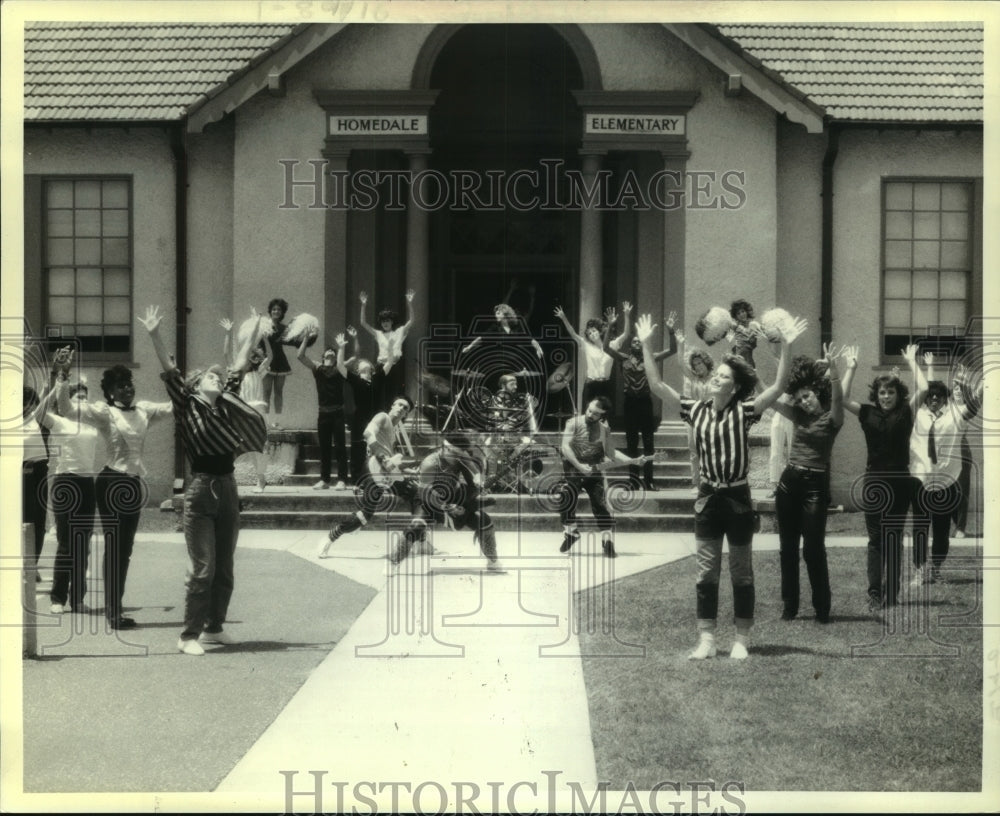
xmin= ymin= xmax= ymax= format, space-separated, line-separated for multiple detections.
xmin=426 ymin=25 xmax=586 ymax=337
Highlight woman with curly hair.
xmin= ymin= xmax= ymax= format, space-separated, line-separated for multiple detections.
xmin=554 ymin=304 xmax=627 ymax=410
xmin=842 ymin=345 xmax=917 ymax=613
xmin=729 ymin=298 xmax=760 ymax=369
xmin=359 ymin=288 xmax=415 ymax=411
xmin=260 ymin=297 xmax=292 ymax=428
xmin=638 ymin=311 xmax=806 ymax=660
xmin=771 ymin=347 xmax=847 ymax=623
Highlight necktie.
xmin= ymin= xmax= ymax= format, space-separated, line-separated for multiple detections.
xmin=927 ymin=413 xmax=938 ymax=465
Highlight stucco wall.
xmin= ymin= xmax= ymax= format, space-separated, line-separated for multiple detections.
xmin=830 ymin=128 xmax=982 ymax=508
xmin=23 ymin=127 xmax=178 ymax=502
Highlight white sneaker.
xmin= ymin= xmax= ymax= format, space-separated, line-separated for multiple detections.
xmin=688 ymin=637 xmax=717 ymax=660
xmin=312 ymin=480 xmax=331 ymax=490
xmin=486 ymin=559 xmax=504 ymax=573
xmin=954 ymin=530 xmax=966 ymax=539
xmin=730 ymin=641 xmax=749 ymax=660
xmin=177 ymin=638 xmax=205 ymax=656
xmin=317 ymin=533 xmax=333 ymax=559
xmin=334 ymin=480 xmax=347 ymax=490
xmin=199 ymin=630 xmax=237 ymax=646
xmin=50 ymin=603 xmax=64 ymax=614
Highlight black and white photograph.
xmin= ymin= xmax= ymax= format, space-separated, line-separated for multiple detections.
xmin=1 ymin=0 xmax=996 ymax=812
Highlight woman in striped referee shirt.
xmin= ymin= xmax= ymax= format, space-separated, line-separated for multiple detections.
xmin=139 ymin=305 xmax=268 ymax=656
xmin=637 ymin=312 xmax=806 ymax=660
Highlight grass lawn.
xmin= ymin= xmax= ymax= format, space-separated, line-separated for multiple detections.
xmin=577 ymin=545 xmax=983 ymax=792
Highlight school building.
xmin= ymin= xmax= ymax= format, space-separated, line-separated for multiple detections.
xmin=21 ymin=20 xmax=984 ymax=506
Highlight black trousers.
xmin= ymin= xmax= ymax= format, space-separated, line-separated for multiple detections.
xmin=623 ymin=392 xmax=656 ymax=485
xmin=775 ymin=466 xmax=831 ymax=618
xmin=96 ymin=468 xmax=147 ymax=621
xmin=558 ymin=466 xmax=613 ymax=530
xmin=317 ymin=410 xmax=348 ymax=483
xmin=862 ymin=472 xmax=910 ymax=606
xmin=50 ymin=473 xmax=95 ymax=608
xmin=911 ymin=480 xmax=960 ymax=570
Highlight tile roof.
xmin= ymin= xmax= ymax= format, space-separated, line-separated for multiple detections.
xmin=24 ymin=22 xmax=301 ymax=121
xmin=23 ymin=22 xmax=984 ymax=125
xmin=712 ymin=22 xmax=983 ymax=123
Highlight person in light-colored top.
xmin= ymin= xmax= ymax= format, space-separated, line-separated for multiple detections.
xmin=678 ymin=335 xmax=715 ymax=489
xmin=360 ymin=288 xmax=415 ymax=411
xmin=36 ymin=353 xmax=100 ymax=615
xmin=554 ymin=304 xmax=626 ymax=410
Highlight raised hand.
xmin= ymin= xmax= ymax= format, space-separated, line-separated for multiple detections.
xmin=902 ymin=344 xmax=919 ymax=366
xmin=604 ymin=306 xmax=618 ymax=325
xmin=780 ymin=317 xmax=808 ymax=344
xmin=359 ymin=291 xmax=368 ymax=305
xmin=674 ymin=328 xmax=686 ymax=345
xmin=335 ymin=333 xmax=347 ymax=347
xmin=636 ymin=314 xmax=657 ymax=343
xmin=665 ymin=309 xmax=677 ymax=329
xmin=219 ymin=317 xmax=233 ymax=332
xmin=137 ymin=305 xmax=163 ymax=333
xmin=621 ymin=301 xmax=633 ymax=316
xmin=405 ymin=288 xmax=415 ymax=302
xmin=923 ymin=351 xmax=935 ymax=367
xmin=51 ymin=345 xmax=73 ymax=373
xmin=842 ymin=344 xmax=859 ymax=368
xmin=553 ymin=306 xmax=566 ymax=320
xmin=346 ymin=325 xmax=357 ymax=337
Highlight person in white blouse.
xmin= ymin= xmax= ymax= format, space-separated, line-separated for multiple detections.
xmin=554 ymin=304 xmax=627 ymax=413
xmin=359 ymin=288 xmax=415 ymax=411
xmin=90 ymin=365 xmax=173 ymax=629
xmin=36 ymin=351 xmax=100 ymax=615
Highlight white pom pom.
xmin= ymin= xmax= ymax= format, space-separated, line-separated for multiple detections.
xmin=696 ymin=307 xmax=733 ymax=346
xmin=283 ymin=313 xmax=320 ymax=347
xmin=760 ymin=308 xmax=793 ymax=343
xmin=237 ymin=314 xmax=272 ymax=347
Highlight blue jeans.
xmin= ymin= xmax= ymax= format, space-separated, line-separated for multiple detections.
xmin=775 ymin=466 xmax=831 ymax=618
xmin=181 ymin=473 xmax=239 ymax=639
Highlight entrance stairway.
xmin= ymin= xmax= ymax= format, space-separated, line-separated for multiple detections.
xmin=171 ymin=419 xmax=775 ymax=533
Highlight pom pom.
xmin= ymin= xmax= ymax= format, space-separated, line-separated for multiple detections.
xmin=760 ymin=308 xmax=793 ymax=343
xmin=282 ymin=313 xmax=320 ymax=347
xmin=237 ymin=314 xmax=272 ymax=347
xmin=695 ymin=307 xmax=733 ymax=345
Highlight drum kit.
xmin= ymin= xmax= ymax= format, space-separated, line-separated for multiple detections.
xmin=417 ymin=366 xmax=564 ymax=494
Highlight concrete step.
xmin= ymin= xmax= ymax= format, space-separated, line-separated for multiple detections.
xmin=289 ymin=459 xmax=697 ymax=479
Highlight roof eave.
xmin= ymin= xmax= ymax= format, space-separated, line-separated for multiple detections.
xmin=185 ymin=22 xmax=347 ymax=133
xmin=664 ymin=22 xmax=826 ymax=134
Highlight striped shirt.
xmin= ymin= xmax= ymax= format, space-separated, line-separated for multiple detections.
xmin=161 ymin=368 xmax=268 ymax=474
xmin=680 ymin=396 xmax=759 ymax=483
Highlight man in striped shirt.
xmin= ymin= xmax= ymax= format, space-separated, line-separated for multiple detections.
xmin=139 ymin=306 xmax=268 ymax=656
xmin=637 ymin=312 xmax=805 ymax=660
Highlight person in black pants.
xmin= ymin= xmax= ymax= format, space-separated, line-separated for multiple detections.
xmin=842 ymin=345 xmax=916 ymax=614
xmin=345 ymin=326 xmax=378 ymax=485
xmin=607 ymin=302 xmax=677 ymax=490
xmin=772 ymin=347 xmax=847 ymax=623
xmin=297 ymin=332 xmax=355 ymax=490
xmin=22 ymin=386 xmax=50 ymax=568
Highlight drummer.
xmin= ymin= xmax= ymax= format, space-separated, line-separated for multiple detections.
xmin=491 ymin=372 xmax=539 ymax=437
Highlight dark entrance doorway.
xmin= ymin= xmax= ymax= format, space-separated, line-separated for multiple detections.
xmin=428 ymin=25 xmax=584 ymax=338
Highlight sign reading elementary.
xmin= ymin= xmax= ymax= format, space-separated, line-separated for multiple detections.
xmin=585 ymin=113 xmax=685 ymax=134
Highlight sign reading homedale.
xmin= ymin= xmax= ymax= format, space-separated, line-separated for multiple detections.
xmin=585 ymin=113 xmax=685 ymax=135
xmin=329 ymin=115 xmax=428 ymax=135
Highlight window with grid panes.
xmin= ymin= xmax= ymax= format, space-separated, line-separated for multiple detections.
xmin=882 ymin=179 xmax=972 ymax=358
xmin=43 ymin=177 xmax=132 ymax=355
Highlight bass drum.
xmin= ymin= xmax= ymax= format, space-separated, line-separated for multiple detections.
xmin=516 ymin=445 xmax=561 ymax=494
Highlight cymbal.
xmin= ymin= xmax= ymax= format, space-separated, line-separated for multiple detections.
xmin=546 ymin=361 xmax=573 ymax=393
xmin=420 ymin=372 xmax=451 ymax=398
xmin=453 ymin=369 xmax=484 ymax=379
xmin=514 ymin=371 xmax=543 ymax=377
xmin=547 ymin=410 xmax=576 ymax=420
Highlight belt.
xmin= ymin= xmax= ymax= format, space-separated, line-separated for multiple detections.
xmin=788 ymin=463 xmax=827 ymax=474
xmin=701 ymin=478 xmax=747 ymax=489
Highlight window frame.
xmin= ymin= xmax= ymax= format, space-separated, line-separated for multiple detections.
xmin=40 ymin=174 xmax=135 ymax=362
xmin=879 ymin=175 xmax=981 ymax=364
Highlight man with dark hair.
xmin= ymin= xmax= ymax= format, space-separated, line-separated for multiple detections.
xmin=317 ymin=396 xmax=416 ymax=556
xmin=389 ymin=434 xmax=501 ymax=570
xmin=557 ymin=396 xmax=645 ymax=558
xmin=297 ymin=332 xmax=355 ymax=490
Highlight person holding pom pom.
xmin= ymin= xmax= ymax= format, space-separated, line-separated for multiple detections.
xmin=260 ymin=298 xmax=292 ymax=428
xmin=360 ymin=289 xmax=415 ymax=411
